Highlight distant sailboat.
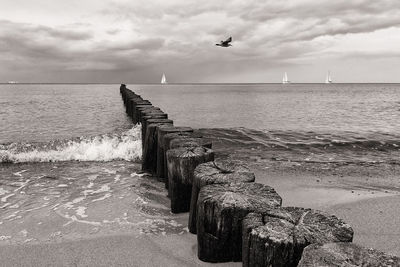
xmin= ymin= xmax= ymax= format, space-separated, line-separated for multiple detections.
xmin=325 ymin=71 xmax=332 ymax=84
xmin=282 ymin=72 xmax=290 ymax=84
xmin=161 ymin=73 xmax=167 ymax=84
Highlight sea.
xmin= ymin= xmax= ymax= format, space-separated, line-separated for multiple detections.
xmin=1 ymin=83 xmax=400 ymax=244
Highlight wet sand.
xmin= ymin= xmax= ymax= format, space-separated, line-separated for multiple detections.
xmin=199 ymin=128 xmax=400 ymax=257
xmin=1 ymin=128 xmax=399 ymax=266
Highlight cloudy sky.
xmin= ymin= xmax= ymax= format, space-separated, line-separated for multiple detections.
xmin=1 ymin=0 xmax=400 ymax=83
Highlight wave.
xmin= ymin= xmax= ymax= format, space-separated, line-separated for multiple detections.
xmin=226 ymin=128 xmax=400 ymax=164
xmin=234 ymin=128 xmax=400 ymax=151
xmin=0 ymin=125 xmax=142 ymax=163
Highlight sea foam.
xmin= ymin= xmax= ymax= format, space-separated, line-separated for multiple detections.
xmin=0 ymin=125 xmax=142 ymax=163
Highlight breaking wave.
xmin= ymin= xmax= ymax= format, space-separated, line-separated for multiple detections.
xmin=0 ymin=125 xmax=142 ymax=163
xmin=228 ymin=128 xmax=400 ymax=164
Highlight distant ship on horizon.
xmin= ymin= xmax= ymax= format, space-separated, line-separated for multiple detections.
xmin=282 ymin=72 xmax=290 ymax=84
xmin=161 ymin=73 xmax=167 ymax=84
xmin=325 ymin=71 xmax=333 ymax=84
xmin=7 ymin=81 xmax=18 ymax=84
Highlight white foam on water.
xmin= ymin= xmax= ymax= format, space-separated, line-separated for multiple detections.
xmin=20 ymin=229 xmax=28 ymax=237
xmin=114 ymin=175 xmax=121 ymax=182
xmin=0 ymin=203 xmax=11 ymax=209
xmin=57 ymin=211 xmax=101 ymax=226
xmin=92 ymin=185 xmax=110 ymax=194
xmin=91 ymin=193 xmax=112 ymax=202
xmin=0 ymin=188 xmax=9 ymax=196
xmin=64 ymin=197 xmax=86 ymax=209
xmin=13 ymin=170 xmax=27 ymax=177
xmin=0 ymin=236 xmax=11 ymax=241
xmin=103 ymin=168 xmax=117 ymax=174
xmin=13 ymin=179 xmax=31 ymax=192
xmin=88 ymin=175 xmax=98 ymax=181
xmin=76 ymin=206 xmax=88 ymax=218
xmin=0 ymin=125 xmax=142 ymax=163
xmin=1 ymin=193 xmax=15 ymax=202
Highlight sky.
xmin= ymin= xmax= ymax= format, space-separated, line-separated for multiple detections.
xmin=0 ymin=0 xmax=400 ymax=83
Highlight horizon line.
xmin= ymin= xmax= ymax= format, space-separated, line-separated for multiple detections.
xmin=2 ymin=82 xmax=400 ymax=85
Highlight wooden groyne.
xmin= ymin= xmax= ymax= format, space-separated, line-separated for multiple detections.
xmin=119 ymin=84 xmax=399 ymax=266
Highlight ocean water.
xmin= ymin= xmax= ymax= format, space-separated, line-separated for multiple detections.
xmin=1 ymin=83 xmax=400 ymax=244
xmin=1 ymin=83 xmax=400 ymax=164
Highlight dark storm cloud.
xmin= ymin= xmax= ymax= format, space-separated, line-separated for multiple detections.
xmin=0 ymin=19 xmax=165 ymax=76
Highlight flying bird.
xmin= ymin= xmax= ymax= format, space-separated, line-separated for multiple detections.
xmin=216 ymin=37 xmax=232 ymax=47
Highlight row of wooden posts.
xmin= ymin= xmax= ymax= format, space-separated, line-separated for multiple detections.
xmin=119 ymin=84 xmax=399 ymax=266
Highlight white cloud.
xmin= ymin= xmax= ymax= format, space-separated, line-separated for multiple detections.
xmin=0 ymin=0 xmax=400 ymax=82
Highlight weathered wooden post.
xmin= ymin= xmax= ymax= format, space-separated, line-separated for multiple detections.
xmin=141 ymin=113 xmax=168 ymax=144
xmin=142 ymin=118 xmax=173 ymax=152
xmin=125 ymin=91 xmax=143 ymax=113
xmin=120 ymin=84 xmax=126 ymax=95
xmin=137 ymin=107 xmax=163 ymax=125
xmin=156 ymin=127 xmax=193 ymax=183
xmin=161 ymin=132 xmax=204 ymax=183
xmin=140 ymin=111 xmax=167 ymax=124
xmin=132 ymin=103 xmax=153 ymax=123
xmin=189 ymin=159 xmax=255 ymax=234
xmin=142 ymin=122 xmax=174 ymax=173
xmin=135 ymin=105 xmax=160 ymax=124
xmin=166 ymin=146 xmax=214 ymax=213
xmin=298 ymin=242 xmax=400 ymax=267
xmin=170 ymin=137 xmax=212 ymax=149
xmin=128 ymin=98 xmax=147 ymax=118
xmin=242 ymin=207 xmax=354 ymax=267
xmin=196 ymin=182 xmax=282 ymax=263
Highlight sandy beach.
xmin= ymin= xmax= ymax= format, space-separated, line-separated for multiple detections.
xmin=1 ymin=128 xmax=399 ymax=266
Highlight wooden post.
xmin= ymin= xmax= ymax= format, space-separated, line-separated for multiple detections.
xmin=132 ymin=103 xmax=153 ymax=123
xmin=135 ymin=105 xmax=160 ymax=124
xmin=141 ymin=118 xmax=173 ymax=151
xmin=196 ymin=182 xmax=282 ymax=263
xmin=120 ymin=84 xmax=126 ymax=96
xmin=142 ymin=122 xmax=174 ymax=173
xmin=141 ymin=113 xmax=168 ymax=142
xmin=166 ymin=146 xmax=214 ymax=213
xmin=128 ymin=98 xmax=147 ymax=117
xmin=132 ymin=104 xmax=155 ymax=123
xmin=189 ymin=159 xmax=255 ymax=234
xmin=242 ymin=207 xmax=354 ymax=267
xmin=163 ymin=132 xmax=202 ymax=151
xmin=298 ymin=242 xmax=400 ymax=267
xmin=170 ymin=137 xmax=212 ymax=150
xmin=161 ymin=132 xmax=203 ymax=186
xmin=127 ymin=97 xmax=145 ymax=116
xmin=125 ymin=92 xmax=143 ymax=112
xmin=139 ymin=110 xmax=166 ymax=125
xmin=156 ymin=127 xmax=193 ymax=183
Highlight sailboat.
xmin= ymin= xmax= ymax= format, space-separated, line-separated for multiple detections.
xmin=282 ymin=72 xmax=290 ymax=84
xmin=161 ymin=73 xmax=167 ymax=84
xmin=325 ymin=71 xmax=332 ymax=84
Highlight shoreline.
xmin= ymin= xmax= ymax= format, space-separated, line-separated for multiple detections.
xmin=1 ymin=127 xmax=399 ymax=265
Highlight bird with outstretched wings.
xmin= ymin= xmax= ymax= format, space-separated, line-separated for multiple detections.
xmin=216 ymin=37 xmax=232 ymax=47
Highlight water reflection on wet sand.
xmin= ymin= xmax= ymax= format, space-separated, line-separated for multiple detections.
xmin=0 ymin=161 xmax=188 ymax=245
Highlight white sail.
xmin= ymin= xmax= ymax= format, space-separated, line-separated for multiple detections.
xmin=282 ymin=72 xmax=290 ymax=84
xmin=161 ymin=73 xmax=167 ymax=84
xmin=325 ymin=71 xmax=332 ymax=84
